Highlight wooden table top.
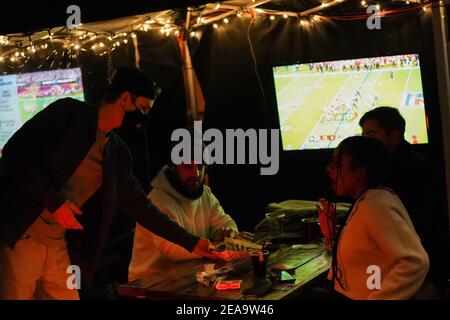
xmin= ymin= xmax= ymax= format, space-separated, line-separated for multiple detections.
xmin=117 ymin=241 xmax=331 ymax=300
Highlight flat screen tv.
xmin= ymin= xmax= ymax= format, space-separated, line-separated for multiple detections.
xmin=0 ymin=67 xmax=84 ymax=156
xmin=272 ymin=54 xmax=428 ymax=150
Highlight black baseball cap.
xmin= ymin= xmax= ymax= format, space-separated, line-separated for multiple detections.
xmin=98 ymin=66 xmax=161 ymax=100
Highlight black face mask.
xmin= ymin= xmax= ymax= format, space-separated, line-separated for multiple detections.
xmin=166 ymin=169 xmax=204 ymax=200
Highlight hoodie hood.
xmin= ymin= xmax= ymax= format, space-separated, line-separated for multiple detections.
xmin=151 ymin=166 xmax=204 ymax=203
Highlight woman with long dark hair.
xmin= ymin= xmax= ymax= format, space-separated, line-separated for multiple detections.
xmin=317 ymin=136 xmax=429 ymax=299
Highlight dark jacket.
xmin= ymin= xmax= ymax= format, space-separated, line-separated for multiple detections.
xmin=389 ymin=140 xmax=447 ymax=291
xmin=0 ymin=98 xmax=199 ymax=285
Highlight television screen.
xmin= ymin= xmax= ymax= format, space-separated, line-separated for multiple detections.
xmin=0 ymin=68 xmax=84 ymax=156
xmin=272 ymin=54 xmax=428 ymax=150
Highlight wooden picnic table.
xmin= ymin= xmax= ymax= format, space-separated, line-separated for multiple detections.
xmin=117 ymin=240 xmax=331 ymax=300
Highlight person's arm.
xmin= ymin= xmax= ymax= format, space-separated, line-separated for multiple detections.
xmin=364 ymin=201 xmax=429 ymax=300
xmin=2 ymin=99 xmax=72 ymax=212
xmin=120 ymin=173 xmax=211 ymax=255
xmin=207 ymin=189 xmax=238 ymax=240
xmin=143 ymin=191 xmax=206 ymax=261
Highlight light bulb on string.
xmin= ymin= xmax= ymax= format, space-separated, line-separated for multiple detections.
xmin=283 ymin=14 xmax=288 ymax=19
xmin=223 ymin=18 xmax=229 ymax=24
xmin=270 ymin=15 xmax=275 ymax=20
xmin=213 ymin=23 xmax=218 ymax=29
xmin=190 ymin=31 xmax=196 ymax=38
xmin=0 ymin=36 xmax=8 ymax=45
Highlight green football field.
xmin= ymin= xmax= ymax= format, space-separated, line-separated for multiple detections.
xmin=274 ymin=67 xmax=427 ymax=150
xmin=18 ymin=94 xmax=84 ymax=123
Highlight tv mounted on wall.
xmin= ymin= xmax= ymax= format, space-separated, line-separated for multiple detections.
xmin=272 ymin=54 xmax=428 ymax=150
xmin=0 ymin=67 xmax=84 ymax=156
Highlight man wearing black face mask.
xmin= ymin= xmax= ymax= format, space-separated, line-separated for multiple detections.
xmin=0 ymin=66 xmax=218 ymax=300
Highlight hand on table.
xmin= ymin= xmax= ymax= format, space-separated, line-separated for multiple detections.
xmin=193 ymin=238 xmax=222 ymax=260
xmin=54 ymin=200 xmax=83 ymax=230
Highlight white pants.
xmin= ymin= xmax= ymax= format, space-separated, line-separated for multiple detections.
xmin=0 ymin=235 xmax=79 ymax=300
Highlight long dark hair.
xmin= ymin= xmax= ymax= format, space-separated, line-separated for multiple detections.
xmin=330 ymin=135 xmax=389 ymax=291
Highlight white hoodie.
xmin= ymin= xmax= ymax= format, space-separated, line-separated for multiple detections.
xmin=329 ymin=188 xmax=429 ymax=300
xmin=128 ymin=166 xmax=238 ymax=281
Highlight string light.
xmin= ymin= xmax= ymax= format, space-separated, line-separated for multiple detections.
xmin=215 ymin=3 xmax=221 ymax=11
xmin=0 ymin=35 xmax=9 ymax=45
xmin=0 ymin=4 xmax=431 ymax=71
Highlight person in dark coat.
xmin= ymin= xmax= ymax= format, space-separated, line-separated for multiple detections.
xmin=0 ymin=66 xmax=217 ymax=300
xmin=359 ymin=106 xmax=448 ymax=298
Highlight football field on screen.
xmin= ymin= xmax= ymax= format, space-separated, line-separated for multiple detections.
xmin=274 ymin=67 xmax=427 ymax=150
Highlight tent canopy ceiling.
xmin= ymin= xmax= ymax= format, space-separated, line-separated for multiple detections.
xmin=1 ymin=0 xmax=429 ymax=37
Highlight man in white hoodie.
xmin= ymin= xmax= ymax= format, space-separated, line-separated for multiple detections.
xmin=128 ymin=141 xmax=238 ymax=281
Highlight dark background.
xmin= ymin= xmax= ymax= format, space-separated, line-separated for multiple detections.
xmin=1 ymin=0 xmax=448 ymax=288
